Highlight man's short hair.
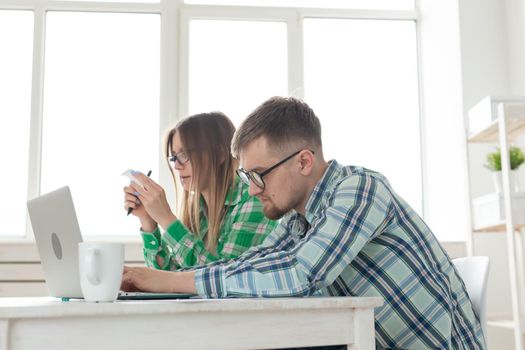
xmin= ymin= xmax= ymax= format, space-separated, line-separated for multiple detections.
xmin=231 ymin=96 xmax=322 ymax=158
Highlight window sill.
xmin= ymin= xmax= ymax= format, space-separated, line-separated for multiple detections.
xmin=0 ymin=240 xmax=144 ymax=263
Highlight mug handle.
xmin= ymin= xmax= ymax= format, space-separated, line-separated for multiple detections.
xmin=85 ymin=248 xmax=100 ymax=285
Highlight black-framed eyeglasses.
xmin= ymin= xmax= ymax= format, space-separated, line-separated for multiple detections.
xmin=236 ymin=149 xmax=314 ymax=189
xmin=168 ymin=150 xmax=190 ymax=166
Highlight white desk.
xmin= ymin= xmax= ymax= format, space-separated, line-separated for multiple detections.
xmin=0 ymin=296 xmax=382 ymax=350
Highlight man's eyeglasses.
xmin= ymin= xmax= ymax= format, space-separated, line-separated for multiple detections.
xmin=236 ymin=149 xmax=314 ymax=190
xmin=168 ymin=151 xmax=190 ymax=166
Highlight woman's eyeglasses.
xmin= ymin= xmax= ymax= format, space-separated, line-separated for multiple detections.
xmin=168 ymin=151 xmax=190 ymax=166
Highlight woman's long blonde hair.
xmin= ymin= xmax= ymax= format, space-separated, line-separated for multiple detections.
xmin=165 ymin=112 xmax=237 ymax=254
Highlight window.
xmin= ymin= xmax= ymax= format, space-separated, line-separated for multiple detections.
xmin=1 ymin=1 xmax=432 ymax=241
xmin=41 ymin=11 xmax=160 ymax=236
xmin=0 ymin=10 xmax=34 ymax=237
xmin=188 ymin=20 xmax=287 ymax=126
xmin=304 ymin=18 xmax=421 ymax=213
xmin=184 ymin=0 xmax=414 ymax=10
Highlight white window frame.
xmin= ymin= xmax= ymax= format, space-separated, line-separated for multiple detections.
xmin=0 ymin=0 xmax=423 ymax=259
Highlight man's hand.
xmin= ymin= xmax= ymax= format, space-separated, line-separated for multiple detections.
xmin=121 ymin=266 xmax=197 ymax=294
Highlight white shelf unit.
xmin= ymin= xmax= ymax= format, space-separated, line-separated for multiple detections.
xmin=467 ymin=96 xmax=525 ymax=349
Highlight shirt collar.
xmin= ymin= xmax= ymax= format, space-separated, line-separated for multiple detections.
xmin=224 ymin=176 xmax=243 ymax=206
xmin=304 ymin=159 xmax=345 ymax=223
xmin=198 ymin=177 xmax=242 ymax=219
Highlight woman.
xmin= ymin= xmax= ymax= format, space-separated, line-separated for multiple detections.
xmin=124 ymin=112 xmax=276 ymax=270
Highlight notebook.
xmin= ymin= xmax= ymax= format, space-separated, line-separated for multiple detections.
xmin=27 ymin=186 xmax=197 ymax=300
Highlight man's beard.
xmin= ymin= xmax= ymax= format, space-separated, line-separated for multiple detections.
xmin=261 ymin=195 xmax=298 ymax=220
xmin=263 ymin=204 xmax=289 ymax=220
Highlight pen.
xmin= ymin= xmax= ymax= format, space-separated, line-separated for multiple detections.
xmin=127 ymin=170 xmax=152 ymax=216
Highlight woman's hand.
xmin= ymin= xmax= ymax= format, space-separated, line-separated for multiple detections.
xmin=123 ymin=185 xmax=157 ymax=232
xmin=129 ymin=173 xmax=177 ymax=230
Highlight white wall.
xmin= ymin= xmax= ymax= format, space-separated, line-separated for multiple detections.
xmin=457 ymin=0 xmax=524 ymax=348
xmin=460 ymin=0 xmax=510 ymax=200
xmin=462 ymin=0 xmax=525 ymax=198
xmin=459 ymin=0 xmax=509 ymax=109
xmin=506 ymin=0 xmax=525 ymax=94
xmin=418 ymin=0 xmax=470 ymax=242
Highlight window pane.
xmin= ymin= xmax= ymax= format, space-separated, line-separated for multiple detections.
xmin=188 ymin=20 xmax=287 ymax=126
xmin=184 ymin=0 xmax=414 ymax=10
xmin=42 ymin=12 xmax=160 ymax=237
xmin=304 ymin=19 xmax=422 ymax=214
xmin=0 ymin=11 xmax=33 ymax=237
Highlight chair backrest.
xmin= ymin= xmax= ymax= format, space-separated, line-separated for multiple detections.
xmin=452 ymin=256 xmax=490 ymax=340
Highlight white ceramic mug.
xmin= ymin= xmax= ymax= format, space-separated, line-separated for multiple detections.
xmin=79 ymin=242 xmax=124 ymax=302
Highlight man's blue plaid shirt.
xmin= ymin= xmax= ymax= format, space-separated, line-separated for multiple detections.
xmin=193 ymin=160 xmax=486 ymax=349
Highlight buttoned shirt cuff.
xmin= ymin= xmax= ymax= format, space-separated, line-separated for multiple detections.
xmin=141 ymin=228 xmax=162 ymax=250
xmin=194 ymin=266 xmax=228 ymax=298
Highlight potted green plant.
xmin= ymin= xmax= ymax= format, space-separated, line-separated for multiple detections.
xmin=485 ymin=146 xmax=525 ymax=192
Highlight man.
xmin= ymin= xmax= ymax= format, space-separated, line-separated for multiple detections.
xmin=123 ymin=97 xmax=486 ymax=349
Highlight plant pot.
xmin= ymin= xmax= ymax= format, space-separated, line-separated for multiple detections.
xmin=492 ymin=170 xmax=520 ymax=193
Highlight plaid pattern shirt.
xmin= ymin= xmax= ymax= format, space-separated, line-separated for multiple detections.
xmin=141 ymin=177 xmax=277 ymax=269
xmin=194 ymin=161 xmax=486 ymax=350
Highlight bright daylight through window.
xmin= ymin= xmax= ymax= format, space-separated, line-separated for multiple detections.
xmin=41 ymin=11 xmax=160 ymax=236
xmin=0 ymin=0 xmax=422 ymax=240
xmin=0 ymin=10 xmax=33 ymax=237
xmin=188 ymin=20 xmax=288 ymax=126
xmin=304 ymin=19 xmax=421 ymax=214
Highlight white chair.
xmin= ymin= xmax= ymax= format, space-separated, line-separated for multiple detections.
xmin=452 ymin=256 xmax=490 ymax=341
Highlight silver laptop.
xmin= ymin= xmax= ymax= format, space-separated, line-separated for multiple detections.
xmin=27 ymin=186 xmax=83 ymax=298
xmin=27 ymin=186 xmax=196 ymax=300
